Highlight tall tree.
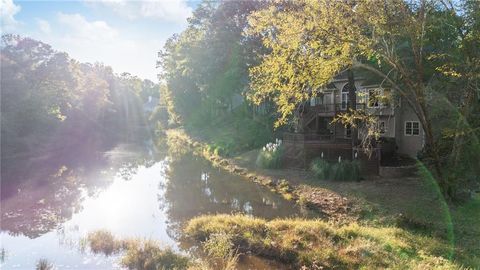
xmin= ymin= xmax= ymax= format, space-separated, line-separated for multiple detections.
xmin=246 ymin=0 xmax=479 ymax=197
xmin=158 ymin=0 xmax=265 ymax=126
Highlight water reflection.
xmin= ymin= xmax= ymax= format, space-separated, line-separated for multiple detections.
xmin=1 ymin=152 xmax=302 ymax=269
xmin=1 ymin=144 xmax=156 ymax=239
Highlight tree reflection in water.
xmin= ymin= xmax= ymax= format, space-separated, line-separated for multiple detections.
xmin=160 ymin=154 xmax=302 ymax=245
xmin=0 ymin=143 xmax=159 ymax=238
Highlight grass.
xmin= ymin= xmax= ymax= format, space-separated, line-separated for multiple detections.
xmin=185 ymin=214 xmax=462 ymax=269
xmin=165 ymin=129 xmax=479 ymax=268
xmin=36 ymin=259 xmax=54 ymax=270
xmin=85 ymin=230 xmax=190 ymax=270
xmin=85 ymin=230 xmax=240 ymax=270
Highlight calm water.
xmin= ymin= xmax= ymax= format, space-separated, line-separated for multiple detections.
xmin=1 ymin=146 xmax=303 ymax=269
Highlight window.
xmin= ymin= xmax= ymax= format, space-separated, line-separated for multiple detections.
xmin=368 ymin=89 xmax=381 ymax=108
xmin=310 ymin=95 xmax=324 ymax=106
xmin=341 ymin=83 xmax=354 ymax=110
xmin=341 ymin=93 xmax=349 ymax=110
xmin=378 ymin=121 xmax=386 ymax=134
xmin=405 ymin=121 xmax=420 ymax=136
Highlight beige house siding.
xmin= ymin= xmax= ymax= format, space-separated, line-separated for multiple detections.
xmin=395 ymin=99 xmax=424 ymax=157
xmin=378 ymin=116 xmax=396 ymax=138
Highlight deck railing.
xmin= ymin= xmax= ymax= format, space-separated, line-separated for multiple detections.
xmin=306 ymin=103 xmax=367 ymax=113
xmin=283 ymin=132 xmax=352 ymax=144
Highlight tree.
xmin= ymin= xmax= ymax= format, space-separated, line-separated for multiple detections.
xmin=157 ymin=0 xmax=265 ymax=126
xmin=1 ymin=35 xmax=159 ymax=191
xmin=246 ymin=0 xmax=479 ymax=197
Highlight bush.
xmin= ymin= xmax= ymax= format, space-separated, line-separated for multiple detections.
xmin=310 ymin=158 xmax=361 ymax=181
xmin=310 ymin=158 xmax=331 ymax=180
xmin=256 ymin=139 xmax=284 ymax=169
xmin=87 ymin=230 xmax=122 ymax=255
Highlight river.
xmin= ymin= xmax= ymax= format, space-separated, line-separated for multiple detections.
xmin=1 ymin=144 xmax=307 ymax=269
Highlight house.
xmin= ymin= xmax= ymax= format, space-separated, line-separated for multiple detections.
xmin=283 ymin=73 xmax=424 ymax=173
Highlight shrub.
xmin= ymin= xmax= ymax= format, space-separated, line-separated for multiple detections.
xmin=256 ymin=139 xmax=284 ymax=169
xmin=310 ymin=158 xmax=331 ymax=180
xmin=310 ymin=158 xmax=361 ymax=181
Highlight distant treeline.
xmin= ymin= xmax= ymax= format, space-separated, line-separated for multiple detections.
xmin=1 ymin=34 xmax=160 ymax=192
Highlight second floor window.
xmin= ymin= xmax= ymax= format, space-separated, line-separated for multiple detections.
xmin=341 ymin=93 xmax=349 ymax=110
xmin=341 ymin=83 xmax=354 ymax=110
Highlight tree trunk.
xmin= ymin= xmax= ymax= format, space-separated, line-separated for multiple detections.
xmin=347 ymin=69 xmax=359 ymax=148
xmin=418 ymin=102 xmax=449 ymax=198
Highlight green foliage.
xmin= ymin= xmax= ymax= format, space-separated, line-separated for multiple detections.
xmin=256 ymin=140 xmax=284 ymax=169
xmin=185 ymin=214 xmax=458 ymax=269
xmin=310 ymin=158 xmax=331 ymax=180
xmin=189 ymin=112 xmax=273 ymax=156
xmin=310 ymin=158 xmax=361 ymax=181
xmin=202 ymin=233 xmax=234 ymax=259
xmin=245 ymin=0 xmax=480 ymax=197
xmin=157 ymin=1 xmax=275 ymax=155
xmin=1 ymin=35 xmax=159 ymax=188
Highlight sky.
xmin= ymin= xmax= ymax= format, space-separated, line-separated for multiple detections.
xmin=1 ymin=0 xmax=200 ymax=81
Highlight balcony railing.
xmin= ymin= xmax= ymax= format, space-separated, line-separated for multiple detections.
xmin=304 ymin=103 xmax=394 ymax=117
xmin=305 ymin=103 xmax=367 ymax=114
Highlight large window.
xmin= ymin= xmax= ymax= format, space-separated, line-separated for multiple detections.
xmin=341 ymin=83 xmax=354 ymax=110
xmin=341 ymin=93 xmax=349 ymax=110
xmin=405 ymin=121 xmax=420 ymax=136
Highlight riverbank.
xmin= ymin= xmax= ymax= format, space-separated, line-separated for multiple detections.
xmin=166 ymin=128 xmax=480 ymax=268
xmin=185 ymin=214 xmax=457 ymax=269
xmin=166 ymin=129 xmax=357 ymax=222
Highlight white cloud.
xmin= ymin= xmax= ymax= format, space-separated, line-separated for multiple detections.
xmin=29 ymin=13 xmax=163 ymax=81
xmin=36 ymin=18 xmax=51 ymax=34
xmin=57 ymin=13 xmax=118 ymax=42
xmin=86 ymin=0 xmax=192 ymax=24
xmin=1 ymin=0 xmax=21 ymax=32
xmin=140 ymin=0 xmax=192 ymax=22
